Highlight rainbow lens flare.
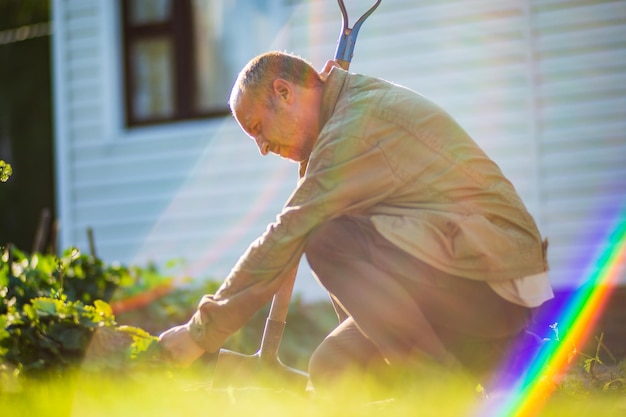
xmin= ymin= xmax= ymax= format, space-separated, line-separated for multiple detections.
xmin=484 ymin=208 xmax=626 ymax=416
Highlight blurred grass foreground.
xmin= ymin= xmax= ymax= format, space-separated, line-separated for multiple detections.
xmin=1 ymin=246 xmax=626 ymax=416
xmin=2 ymin=362 xmax=626 ymax=417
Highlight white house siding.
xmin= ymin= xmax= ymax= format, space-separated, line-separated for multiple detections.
xmin=532 ymin=0 xmax=626 ymax=287
xmin=52 ymin=0 xmax=314 ymax=296
xmin=286 ymin=0 xmax=626 ymax=289
xmin=53 ymin=0 xmax=626 ymax=300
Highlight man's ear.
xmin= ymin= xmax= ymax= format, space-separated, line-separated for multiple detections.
xmin=272 ymin=79 xmax=293 ymax=103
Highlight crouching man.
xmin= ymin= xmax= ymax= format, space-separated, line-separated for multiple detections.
xmin=158 ymin=51 xmax=553 ymax=393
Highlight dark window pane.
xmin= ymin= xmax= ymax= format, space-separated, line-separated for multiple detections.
xmin=122 ymin=0 xmax=289 ymax=125
xmin=192 ymin=0 xmax=286 ymax=113
xmin=191 ymin=0 xmax=229 ymax=111
xmin=130 ymin=37 xmax=175 ymax=121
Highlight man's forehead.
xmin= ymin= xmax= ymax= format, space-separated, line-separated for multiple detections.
xmin=234 ymin=94 xmax=256 ymax=133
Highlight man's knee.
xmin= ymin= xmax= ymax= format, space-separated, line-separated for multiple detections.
xmin=308 ymin=320 xmax=387 ymax=389
xmin=308 ymin=339 xmax=338 ymax=387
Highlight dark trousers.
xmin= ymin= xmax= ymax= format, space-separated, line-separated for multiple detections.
xmin=304 ymin=215 xmax=532 ymax=389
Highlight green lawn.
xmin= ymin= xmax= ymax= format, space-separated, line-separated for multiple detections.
xmin=2 ymin=248 xmax=625 ymax=416
xmin=2 ymin=364 xmax=625 ymax=417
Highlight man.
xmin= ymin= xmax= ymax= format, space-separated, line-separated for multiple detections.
xmin=159 ymin=51 xmax=553 ymax=391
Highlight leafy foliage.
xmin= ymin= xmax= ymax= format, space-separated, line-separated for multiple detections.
xmin=0 ymin=160 xmax=11 ymax=183
xmin=0 ymin=245 xmax=159 ymax=378
xmin=535 ymin=324 xmax=626 ymax=397
xmin=574 ymin=333 xmax=625 ymax=393
xmin=1 ymin=246 xmax=130 ymax=316
xmin=1 ymin=294 xmax=115 ymax=374
xmin=0 ymin=244 xmax=336 ymax=381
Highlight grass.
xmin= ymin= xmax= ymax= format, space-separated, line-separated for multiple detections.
xmin=2 ymin=360 xmax=626 ymax=417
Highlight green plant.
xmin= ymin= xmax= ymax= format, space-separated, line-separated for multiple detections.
xmin=0 ymin=245 xmax=160 ymax=379
xmin=0 ymin=244 xmax=333 ymax=380
xmin=544 ymin=324 xmax=626 ymax=396
xmin=3 ymin=295 xmax=109 ymax=372
xmin=578 ymin=333 xmax=625 ymax=392
xmin=0 ymin=160 xmax=11 ymax=182
xmin=1 ymin=246 xmax=131 ymax=316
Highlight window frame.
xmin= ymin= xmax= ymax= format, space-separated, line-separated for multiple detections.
xmin=120 ymin=0 xmax=230 ymax=127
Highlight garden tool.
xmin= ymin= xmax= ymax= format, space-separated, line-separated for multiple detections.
xmin=211 ymin=0 xmax=382 ymax=391
xmin=334 ymin=0 xmax=382 ymax=70
xmin=211 ymin=267 xmax=308 ymax=390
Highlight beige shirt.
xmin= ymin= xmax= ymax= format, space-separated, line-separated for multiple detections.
xmin=188 ymin=68 xmax=553 ymax=352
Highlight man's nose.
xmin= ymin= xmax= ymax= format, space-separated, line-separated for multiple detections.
xmin=256 ymin=137 xmax=270 ymax=156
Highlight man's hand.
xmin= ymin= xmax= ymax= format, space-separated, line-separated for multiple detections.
xmin=319 ymin=60 xmax=342 ymax=81
xmin=158 ymin=324 xmax=205 ymax=367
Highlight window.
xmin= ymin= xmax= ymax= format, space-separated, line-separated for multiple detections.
xmin=121 ymin=0 xmax=287 ymax=126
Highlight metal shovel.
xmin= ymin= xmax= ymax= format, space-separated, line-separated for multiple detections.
xmin=211 ymin=267 xmax=309 ymax=390
xmin=211 ymin=0 xmax=382 ymax=392
xmin=334 ymin=0 xmax=382 ymax=70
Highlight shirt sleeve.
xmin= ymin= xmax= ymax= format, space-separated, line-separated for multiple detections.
xmin=187 ymin=133 xmax=399 ymax=351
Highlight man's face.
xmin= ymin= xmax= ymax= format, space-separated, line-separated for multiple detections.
xmin=233 ymin=80 xmax=319 ymax=162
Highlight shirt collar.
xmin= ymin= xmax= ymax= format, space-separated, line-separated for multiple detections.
xmin=319 ymin=67 xmax=349 ymax=131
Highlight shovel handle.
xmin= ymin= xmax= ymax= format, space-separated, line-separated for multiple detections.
xmin=334 ymin=0 xmax=382 ymax=69
xmin=259 ymin=266 xmax=297 ymax=359
xmin=268 ymin=266 xmax=298 ymax=322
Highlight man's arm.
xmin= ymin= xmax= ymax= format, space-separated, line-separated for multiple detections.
xmin=159 ymin=75 xmax=397 ymax=363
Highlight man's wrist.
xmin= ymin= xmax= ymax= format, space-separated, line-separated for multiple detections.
xmin=186 ymin=311 xmax=206 ymax=348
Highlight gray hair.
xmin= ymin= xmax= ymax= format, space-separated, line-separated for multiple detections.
xmin=229 ymin=51 xmax=323 ymax=112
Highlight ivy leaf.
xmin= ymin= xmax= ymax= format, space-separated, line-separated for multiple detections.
xmin=116 ymin=325 xmax=152 ymax=339
xmin=0 ymin=160 xmax=12 ymax=182
xmin=31 ymin=297 xmax=63 ymax=316
xmin=93 ymin=300 xmax=114 ymax=320
xmin=22 ymin=304 xmax=37 ymax=321
xmin=116 ymin=325 xmax=158 ymax=359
